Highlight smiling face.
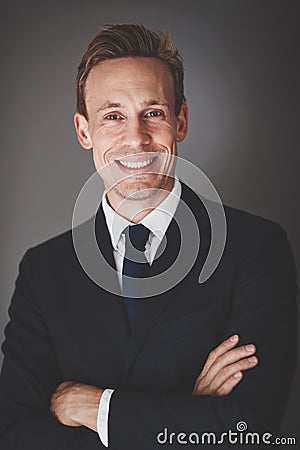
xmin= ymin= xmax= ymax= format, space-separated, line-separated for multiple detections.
xmin=74 ymin=57 xmax=188 ymax=211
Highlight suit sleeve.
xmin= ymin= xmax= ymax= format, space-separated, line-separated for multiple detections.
xmin=107 ymin=226 xmax=298 ymax=449
xmin=0 ymin=250 xmax=105 ymax=449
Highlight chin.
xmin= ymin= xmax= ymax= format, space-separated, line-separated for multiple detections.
xmin=114 ymin=175 xmax=170 ymax=201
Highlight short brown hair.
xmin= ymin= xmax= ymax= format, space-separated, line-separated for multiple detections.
xmin=76 ymin=23 xmax=186 ymax=119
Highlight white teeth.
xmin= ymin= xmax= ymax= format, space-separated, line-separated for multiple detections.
xmin=119 ymin=158 xmax=154 ymax=169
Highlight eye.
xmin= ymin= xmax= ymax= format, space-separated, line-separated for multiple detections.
xmin=145 ymin=110 xmax=163 ymax=118
xmin=105 ymin=114 xmax=122 ymax=120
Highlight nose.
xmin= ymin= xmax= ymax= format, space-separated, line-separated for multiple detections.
xmin=122 ymin=117 xmax=151 ymax=149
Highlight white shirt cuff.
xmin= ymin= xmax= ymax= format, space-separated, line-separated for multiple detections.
xmin=97 ymin=388 xmax=115 ymax=447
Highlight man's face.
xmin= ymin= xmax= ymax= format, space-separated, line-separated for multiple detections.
xmin=74 ymin=57 xmax=188 ymax=203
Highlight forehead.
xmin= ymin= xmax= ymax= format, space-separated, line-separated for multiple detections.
xmin=85 ymin=57 xmax=175 ymax=108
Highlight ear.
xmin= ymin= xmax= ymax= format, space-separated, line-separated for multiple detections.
xmin=74 ymin=113 xmax=92 ymax=149
xmin=176 ymin=103 xmax=188 ymax=142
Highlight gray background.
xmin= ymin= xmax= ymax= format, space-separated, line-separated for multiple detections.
xmin=0 ymin=0 xmax=299 ymax=442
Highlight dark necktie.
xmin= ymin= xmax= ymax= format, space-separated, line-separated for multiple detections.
xmin=122 ymin=224 xmax=150 ymax=332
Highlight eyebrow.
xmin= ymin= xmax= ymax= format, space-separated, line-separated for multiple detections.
xmin=141 ymin=99 xmax=170 ymax=108
xmin=96 ymin=99 xmax=170 ymax=113
xmin=97 ymin=102 xmax=124 ymax=113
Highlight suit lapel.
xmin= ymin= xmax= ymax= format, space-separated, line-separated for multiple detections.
xmin=93 ymin=205 xmax=130 ymax=357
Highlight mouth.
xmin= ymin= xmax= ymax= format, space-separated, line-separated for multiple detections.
xmin=115 ymin=156 xmax=157 ymax=173
xmin=118 ymin=157 xmax=155 ymax=169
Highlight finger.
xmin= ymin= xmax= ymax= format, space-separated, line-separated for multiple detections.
xmin=214 ymin=371 xmax=244 ymax=397
xmin=200 ymin=334 xmax=240 ymax=378
xmin=199 ymin=343 xmax=257 ymax=386
xmin=192 ymin=367 xmax=244 ymax=396
xmin=209 ymin=355 xmax=259 ymax=392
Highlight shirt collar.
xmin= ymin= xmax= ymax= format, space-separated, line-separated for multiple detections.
xmin=102 ymin=177 xmax=181 ymax=250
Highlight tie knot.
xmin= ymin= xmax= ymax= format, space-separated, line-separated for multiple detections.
xmin=126 ymin=224 xmax=150 ymax=252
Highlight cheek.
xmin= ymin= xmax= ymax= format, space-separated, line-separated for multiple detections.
xmin=90 ymin=131 xmax=117 ymax=164
xmin=149 ymin=123 xmax=177 ymax=146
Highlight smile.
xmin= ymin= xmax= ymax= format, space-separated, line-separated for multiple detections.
xmin=118 ymin=157 xmax=155 ymax=169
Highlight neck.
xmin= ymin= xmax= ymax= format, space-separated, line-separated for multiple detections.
xmin=106 ymin=177 xmax=175 ymax=223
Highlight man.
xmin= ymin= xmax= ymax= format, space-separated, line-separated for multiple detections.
xmin=0 ymin=24 xmax=298 ymax=449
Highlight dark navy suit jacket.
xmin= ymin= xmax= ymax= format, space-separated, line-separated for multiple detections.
xmin=0 ymin=184 xmax=298 ymax=449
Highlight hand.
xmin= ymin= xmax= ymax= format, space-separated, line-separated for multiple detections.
xmin=192 ymin=334 xmax=258 ymax=397
xmin=50 ymin=381 xmax=103 ymax=432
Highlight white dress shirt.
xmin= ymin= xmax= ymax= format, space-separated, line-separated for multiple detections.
xmin=96 ymin=178 xmax=181 ymax=447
